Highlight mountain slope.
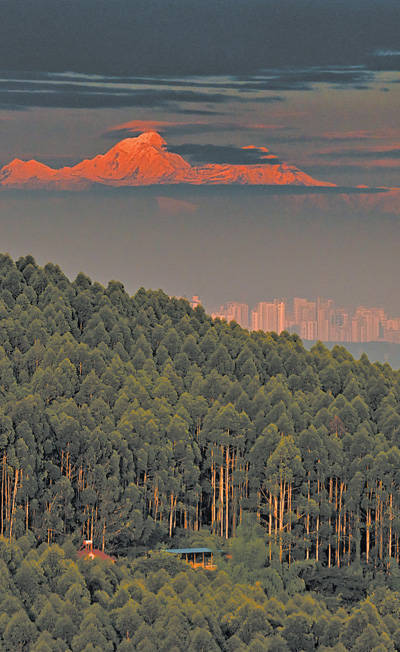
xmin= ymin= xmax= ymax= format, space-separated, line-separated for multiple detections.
xmin=0 ymin=131 xmax=333 ymax=189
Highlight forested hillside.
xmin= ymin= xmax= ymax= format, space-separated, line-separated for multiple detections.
xmin=3 ymin=536 xmax=400 ymax=651
xmin=1 ymin=253 xmax=400 ymax=566
xmin=3 ymin=253 xmax=400 ymax=649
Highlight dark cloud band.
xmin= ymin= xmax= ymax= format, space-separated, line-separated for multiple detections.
xmin=0 ymin=0 xmax=398 ymax=76
xmin=169 ymin=143 xmax=281 ymax=165
xmin=318 ymin=149 xmax=400 ymax=160
xmin=0 ymin=74 xmax=284 ymax=109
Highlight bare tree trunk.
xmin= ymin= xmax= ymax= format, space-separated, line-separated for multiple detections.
xmin=219 ymin=446 xmax=224 ymax=537
xmin=225 ymin=445 xmax=229 ymax=539
xmin=279 ymin=478 xmax=285 ymax=562
xmin=306 ymin=475 xmax=310 ymax=560
xmin=328 ymin=477 xmax=333 ymax=568
xmin=211 ymin=447 xmax=216 ymax=530
xmin=1 ymin=453 xmax=5 ymax=536
xmin=389 ymin=492 xmax=393 ymax=559
xmin=232 ymin=451 xmax=237 ymax=537
xmin=288 ymin=482 xmax=292 ymax=565
xmin=9 ymin=469 xmax=19 ymax=541
xmin=336 ymin=481 xmax=343 ymax=568
xmin=169 ymin=493 xmax=174 ymax=537
xmin=269 ymin=492 xmax=272 ymax=561
xmin=316 ymin=477 xmax=320 ymax=562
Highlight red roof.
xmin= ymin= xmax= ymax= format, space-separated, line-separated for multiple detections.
xmin=77 ymin=547 xmax=116 ymax=562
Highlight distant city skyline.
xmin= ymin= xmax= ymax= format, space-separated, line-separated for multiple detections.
xmin=188 ymin=295 xmax=400 ymax=344
xmin=0 ymin=1 xmax=398 ymax=341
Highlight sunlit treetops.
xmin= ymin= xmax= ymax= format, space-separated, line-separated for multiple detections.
xmin=0 ymin=252 xmax=399 ymax=575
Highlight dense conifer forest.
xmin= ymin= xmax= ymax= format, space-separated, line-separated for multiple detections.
xmin=1 ymin=253 xmax=400 ymax=650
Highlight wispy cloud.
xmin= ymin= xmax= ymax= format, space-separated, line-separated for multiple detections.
xmin=235 ymin=67 xmax=374 ymax=91
xmin=0 ymin=64 xmax=386 ymax=112
xmin=369 ymin=49 xmax=400 ymax=71
xmin=0 ymin=86 xmax=231 ymax=110
xmin=322 ymin=130 xmax=380 ymax=142
xmin=104 ymin=119 xmax=286 ymax=140
xmin=0 ymin=72 xmax=286 ymax=110
xmin=374 ymin=50 xmax=400 ymax=57
xmin=170 ymin=143 xmax=281 ymax=165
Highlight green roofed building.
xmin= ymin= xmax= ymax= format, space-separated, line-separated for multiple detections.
xmin=164 ymin=547 xmax=217 ymax=570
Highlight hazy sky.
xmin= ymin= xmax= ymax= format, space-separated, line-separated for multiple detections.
xmin=0 ymin=0 xmax=399 ymax=312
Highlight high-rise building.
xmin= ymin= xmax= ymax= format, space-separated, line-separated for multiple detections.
xmin=300 ymin=320 xmax=318 ymax=340
xmin=276 ymin=300 xmax=286 ymax=334
xmin=204 ymin=291 xmax=398 ymax=344
xmin=384 ymin=318 xmax=400 ymax=343
xmin=289 ymin=298 xmax=317 ymax=339
xmin=293 ymin=297 xmax=316 ymax=323
xmin=317 ymin=297 xmax=335 ymax=341
xmin=212 ymin=301 xmax=249 ymax=329
xmin=351 ymin=306 xmax=385 ymax=342
xmin=334 ymin=309 xmax=351 ymax=342
xmin=251 ymin=300 xmax=286 ymax=333
xmin=190 ymin=295 xmax=202 ymax=309
xmin=251 ymin=302 xmax=274 ymax=331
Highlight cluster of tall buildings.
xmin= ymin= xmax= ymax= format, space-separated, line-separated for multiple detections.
xmin=203 ymin=297 xmax=400 ymax=343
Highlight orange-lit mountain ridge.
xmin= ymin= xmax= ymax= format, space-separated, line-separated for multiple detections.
xmin=0 ymin=131 xmax=334 ymax=189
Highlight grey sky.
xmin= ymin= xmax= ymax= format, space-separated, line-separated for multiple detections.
xmin=0 ymin=0 xmax=399 ymax=314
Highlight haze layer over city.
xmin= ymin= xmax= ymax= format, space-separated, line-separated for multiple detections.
xmin=206 ymin=296 xmax=400 ymax=343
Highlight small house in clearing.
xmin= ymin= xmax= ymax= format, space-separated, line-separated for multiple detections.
xmin=77 ymin=539 xmax=116 ymax=562
xmin=164 ymin=547 xmax=217 ymax=570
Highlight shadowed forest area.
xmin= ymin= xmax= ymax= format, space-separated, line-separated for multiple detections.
xmin=1 ymin=253 xmax=400 ymax=649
